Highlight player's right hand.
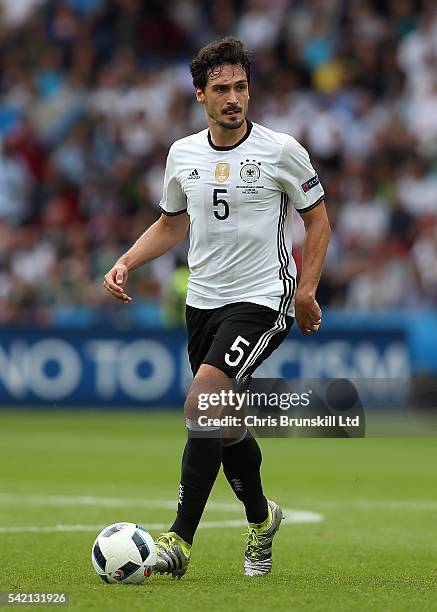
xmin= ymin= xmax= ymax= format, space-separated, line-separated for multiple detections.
xmin=103 ymin=263 xmax=132 ymax=303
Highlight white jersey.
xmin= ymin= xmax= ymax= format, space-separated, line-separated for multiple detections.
xmin=159 ymin=121 xmax=324 ymax=316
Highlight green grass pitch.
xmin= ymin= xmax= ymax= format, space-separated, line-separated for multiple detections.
xmin=0 ymin=411 xmax=436 ymax=611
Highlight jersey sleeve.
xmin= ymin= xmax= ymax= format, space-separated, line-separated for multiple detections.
xmin=159 ymin=145 xmax=187 ymax=216
xmin=277 ymin=137 xmax=325 ymax=212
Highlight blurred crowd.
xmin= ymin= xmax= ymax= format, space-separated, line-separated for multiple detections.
xmin=0 ymin=0 xmax=436 ymax=328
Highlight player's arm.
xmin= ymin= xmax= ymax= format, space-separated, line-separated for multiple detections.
xmin=104 ymin=212 xmax=189 ymax=303
xmin=296 ymin=201 xmax=331 ymax=335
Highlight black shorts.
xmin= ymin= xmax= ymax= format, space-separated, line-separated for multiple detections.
xmin=186 ymin=302 xmax=293 ymax=380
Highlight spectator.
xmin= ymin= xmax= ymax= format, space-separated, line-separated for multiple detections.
xmin=0 ymin=136 xmax=33 ymax=224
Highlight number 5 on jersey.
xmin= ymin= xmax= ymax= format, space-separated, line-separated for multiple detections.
xmin=225 ymin=335 xmax=250 ymax=367
xmin=213 ymin=188 xmax=229 ymax=220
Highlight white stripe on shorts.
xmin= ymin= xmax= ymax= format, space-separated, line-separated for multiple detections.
xmin=235 ymin=313 xmax=287 ymax=381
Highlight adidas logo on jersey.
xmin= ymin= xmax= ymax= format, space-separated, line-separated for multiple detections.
xmin=188 ymin=169 xmax=200 ymax=179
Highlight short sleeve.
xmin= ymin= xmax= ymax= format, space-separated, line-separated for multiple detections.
xmin=277 ymin=137 xmax=325 ymax=212
xmin=159 ymin=145 xmax=187 ymax=216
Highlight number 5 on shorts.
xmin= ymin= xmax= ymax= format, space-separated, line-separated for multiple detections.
xmin=225 ymin=335 xmax=250 ymax=367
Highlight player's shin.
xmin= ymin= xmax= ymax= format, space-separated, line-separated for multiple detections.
xmin=222 ymin=429 xmax=268 ymax=524
xmin=169 ymin=424 xmax=222 ymax=545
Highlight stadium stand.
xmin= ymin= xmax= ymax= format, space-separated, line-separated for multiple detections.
xmin=0 ymin=0 xmax=436 ymax=327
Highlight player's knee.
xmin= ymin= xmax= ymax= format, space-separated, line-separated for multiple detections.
xmin=184 ymin=375 xmax=224 ymax=421
xmin=185 ymin=393 xmax=220 ymax=434
xmin=184 ymin=390 xmax=200 ymax=421
xmin=184 ymin=385 xmax=224 ymax=434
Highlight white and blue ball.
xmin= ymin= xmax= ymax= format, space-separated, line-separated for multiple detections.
xmin=91 ymin=522 xmax=157 ymax=584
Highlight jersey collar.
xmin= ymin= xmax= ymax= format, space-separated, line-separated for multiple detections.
xmin=207 ymin=120 xmax=253 ymax=151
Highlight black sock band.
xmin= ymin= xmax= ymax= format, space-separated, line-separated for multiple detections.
xmin=222 ymin=430 xmax=268 ymax=524
xmin=170 ymin=432 xmax=222 ymax=544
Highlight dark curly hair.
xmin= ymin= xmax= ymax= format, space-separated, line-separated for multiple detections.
xmin=190 ymin=37 xmax=251 ymax=91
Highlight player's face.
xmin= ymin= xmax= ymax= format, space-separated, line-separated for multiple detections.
xmin=196 ymin=64 xmax=249 ymax=130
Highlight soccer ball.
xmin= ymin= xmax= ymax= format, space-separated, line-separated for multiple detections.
xmin=91 ymin=522 xmax=157 ymax=584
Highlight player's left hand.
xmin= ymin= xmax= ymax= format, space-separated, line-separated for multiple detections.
xmin=295 ymin=290 xmax=322 ymax=336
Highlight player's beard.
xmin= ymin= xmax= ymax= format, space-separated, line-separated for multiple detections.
xmin=220 ymin=116 xmax=245 ymax=130
xmin=209 ymin=108 xmax=246 ymax=130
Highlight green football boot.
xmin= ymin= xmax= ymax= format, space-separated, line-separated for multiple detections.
xmin=243 ymin=499 xmax=284 ymax=576
xmin=154 ymin=532 xmax=191 ymax=579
